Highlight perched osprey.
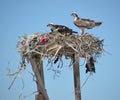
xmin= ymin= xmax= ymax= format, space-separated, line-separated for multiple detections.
xmin=71 ymin=12 xmax=102 ymax=34
xmin=85 ymin=57 xmax=95 ymax=73
xmin=47 ymin=23 xmax=77 ymax=35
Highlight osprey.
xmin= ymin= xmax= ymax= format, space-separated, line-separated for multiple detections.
xmin=85 ymin=57 xmax=95 ymax=73
xmin=71 ymin=12 xmax=102 ymax=34
xmin=47 ymin=23 xmax=77 ymax=35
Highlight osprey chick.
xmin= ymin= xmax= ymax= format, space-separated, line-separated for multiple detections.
xmin=71 ymin=12 xmax=102 ymax=34
xmin=47 ymin=23 xmax=77 ymax=35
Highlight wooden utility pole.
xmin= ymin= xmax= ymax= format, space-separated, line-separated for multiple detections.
xmin=29 ymin=57 xmax=49 ymax=100
xmin=73 ymin=53 xmax=81 ymax=100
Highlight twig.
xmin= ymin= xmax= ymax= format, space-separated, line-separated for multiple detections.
xmin=81 ymin=74 xmax=91 ymax=89
xmin=65 ymin=42 xmax=78 ymax=53
xmin=53 ymin=45 xmax=62 ymax=57
xmin=8 ymin=68 xmax=24 ymax=89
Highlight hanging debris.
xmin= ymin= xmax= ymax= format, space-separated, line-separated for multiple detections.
xmin=85 ymin=56 xmax=96 ymax=73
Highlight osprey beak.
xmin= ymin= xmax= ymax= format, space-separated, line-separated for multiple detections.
xmin=47 ymin=24 xmax=49 ymax=27
xmin=71 ymin=13 xmax=73 ymax=16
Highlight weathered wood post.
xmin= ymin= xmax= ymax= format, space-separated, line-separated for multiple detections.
xmin=35 ymin=60 xmax=45 ymax=100
xmin=73 ymin=53 xmax=81 ymax=100
xmin=29 ymin=57 xmax=49 ymax=100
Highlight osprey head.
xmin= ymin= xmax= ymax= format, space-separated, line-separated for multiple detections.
xmin=47 ymin=23 xmax=54 ymax=27
xmin=71 ymin=12 xmax=78 ymax=17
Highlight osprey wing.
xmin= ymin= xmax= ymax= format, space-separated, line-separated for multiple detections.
xmin=74 ymin=19 xmax=88 ymax=28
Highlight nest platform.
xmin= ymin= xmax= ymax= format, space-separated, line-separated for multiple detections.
xmin=16 ymin=32 xmax=104 ymax=65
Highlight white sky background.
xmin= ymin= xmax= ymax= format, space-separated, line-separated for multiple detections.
xmin=0 ymin=0 xmax=120 ymax=100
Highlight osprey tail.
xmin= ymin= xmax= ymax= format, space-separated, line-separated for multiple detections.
xmin=95 ymin=22 xmax=102 ymax=26
xmin=72 ymin=31 xmax=78 ymax=33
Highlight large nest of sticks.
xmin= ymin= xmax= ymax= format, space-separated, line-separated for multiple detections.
xmin=16 ymin=32 xmax=104 ymax=67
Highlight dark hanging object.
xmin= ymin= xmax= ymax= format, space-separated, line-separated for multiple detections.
xmin=85 ymin=57 xmax=96 ymax=73
xmin=54 ymin=57 xmax=59 ymax=64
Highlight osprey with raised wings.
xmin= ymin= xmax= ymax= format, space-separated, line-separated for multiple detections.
xmin=71 ymin=12 xmax=102 ymax=34
xmin=47 ymin=23 xmax=77 ymax=35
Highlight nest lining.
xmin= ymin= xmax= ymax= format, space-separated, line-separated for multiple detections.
xmin=16 ymin=32 xmax=104 ymax=64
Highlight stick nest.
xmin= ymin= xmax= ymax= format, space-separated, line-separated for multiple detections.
xmin=16 ymin=32 xmax=104 ymax=66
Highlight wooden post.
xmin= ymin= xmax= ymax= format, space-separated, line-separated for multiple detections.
xmin=35 ymin=60 xmax=45 ymax=100
xmin=73 ymin=53 xmax=81 ymax=100
xmin=29 ymin=57 xmax=49 ymax=100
